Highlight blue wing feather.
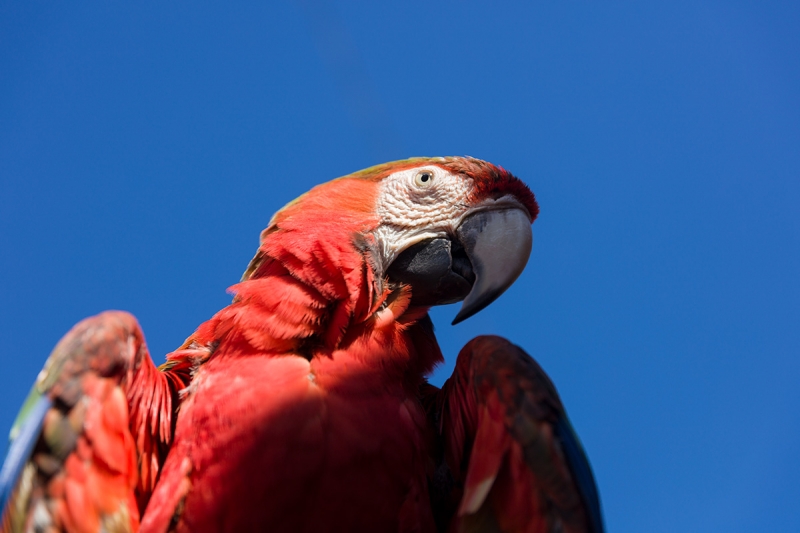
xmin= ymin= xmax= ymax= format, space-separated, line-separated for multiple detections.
xmin=554 ymin=416 xmax=605 ymax=533
xmin=0 ymin=392 xmax=52 ymax=513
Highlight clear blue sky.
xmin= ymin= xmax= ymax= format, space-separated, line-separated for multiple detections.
xmin=1 ymin=2 xmax=798 ymax=531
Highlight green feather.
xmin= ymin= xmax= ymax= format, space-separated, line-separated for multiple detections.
xmin=9 ymin=387 xmax=43 ymax=442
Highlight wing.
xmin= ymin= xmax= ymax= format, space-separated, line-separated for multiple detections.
xmin=0 ymin=311 xmax=193 ymax=533
xmin=429 ymin=335 xmax=604 ymax=533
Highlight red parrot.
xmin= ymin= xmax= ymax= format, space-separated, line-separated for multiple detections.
xmin=0 ymin=157 xmax=604 ymax=533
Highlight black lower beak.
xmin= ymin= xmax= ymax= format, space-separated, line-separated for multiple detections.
xmin=386 ymin=237 xmax=474 ymax=307
xmin=386 ymin=208 xmax=532 ymax=324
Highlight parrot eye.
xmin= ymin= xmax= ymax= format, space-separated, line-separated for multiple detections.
xmin=414 ymin=170 xmax=435 ymax=188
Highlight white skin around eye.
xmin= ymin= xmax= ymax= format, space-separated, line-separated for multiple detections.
xmin=372 ymin=167 xmax=473 ymax=272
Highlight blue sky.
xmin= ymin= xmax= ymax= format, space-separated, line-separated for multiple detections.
xmin=1 ymin=2 xmax=798 ymax=531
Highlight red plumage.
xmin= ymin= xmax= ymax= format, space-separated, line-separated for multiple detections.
xmin=0 ymin=157 xmax=602 ymax=533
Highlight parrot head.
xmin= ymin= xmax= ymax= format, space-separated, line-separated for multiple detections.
xmin=243 ymin=156 xmax=538 ymax=325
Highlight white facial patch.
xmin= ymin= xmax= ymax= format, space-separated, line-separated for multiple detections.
xmin=372 ymin=166 xmax=474 ymax=273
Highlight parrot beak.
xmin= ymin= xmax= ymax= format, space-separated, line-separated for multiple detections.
xmin=451 ymin=208 xmax=532 ymax=324
xmin=386 ymin=207 xmax=532 ymax=324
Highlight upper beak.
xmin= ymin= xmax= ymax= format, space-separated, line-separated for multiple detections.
xmin=386 ymin=207 xmax=532 ymax=324
xmin=451 ymin=208 xmax=532 ymax=324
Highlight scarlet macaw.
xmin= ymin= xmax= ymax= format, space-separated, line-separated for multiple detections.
xmin=0 ymin=157 xmax=604 ymax=532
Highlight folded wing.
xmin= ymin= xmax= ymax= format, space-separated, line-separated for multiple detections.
xmin=431 ymin=335 xmax=604 ymax=533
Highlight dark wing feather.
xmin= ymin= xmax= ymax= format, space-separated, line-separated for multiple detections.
xmin=553 ymin=418 xmax=604 ymax=533
xmin=433 ymin=335 xmax=604 ymax=533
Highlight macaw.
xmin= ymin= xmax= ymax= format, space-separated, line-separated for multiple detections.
xmin=0 ymin=157 xmax=604 ymax=533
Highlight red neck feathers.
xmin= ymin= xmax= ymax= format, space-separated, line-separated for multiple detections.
xmin=188 ymin=175 xmax=443 ymax=384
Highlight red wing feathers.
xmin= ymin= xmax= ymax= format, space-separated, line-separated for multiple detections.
xmin=436 ymin=336 xmax=604 ymax=533
xmin=0 ymin=312 xmax=191 ymax=533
